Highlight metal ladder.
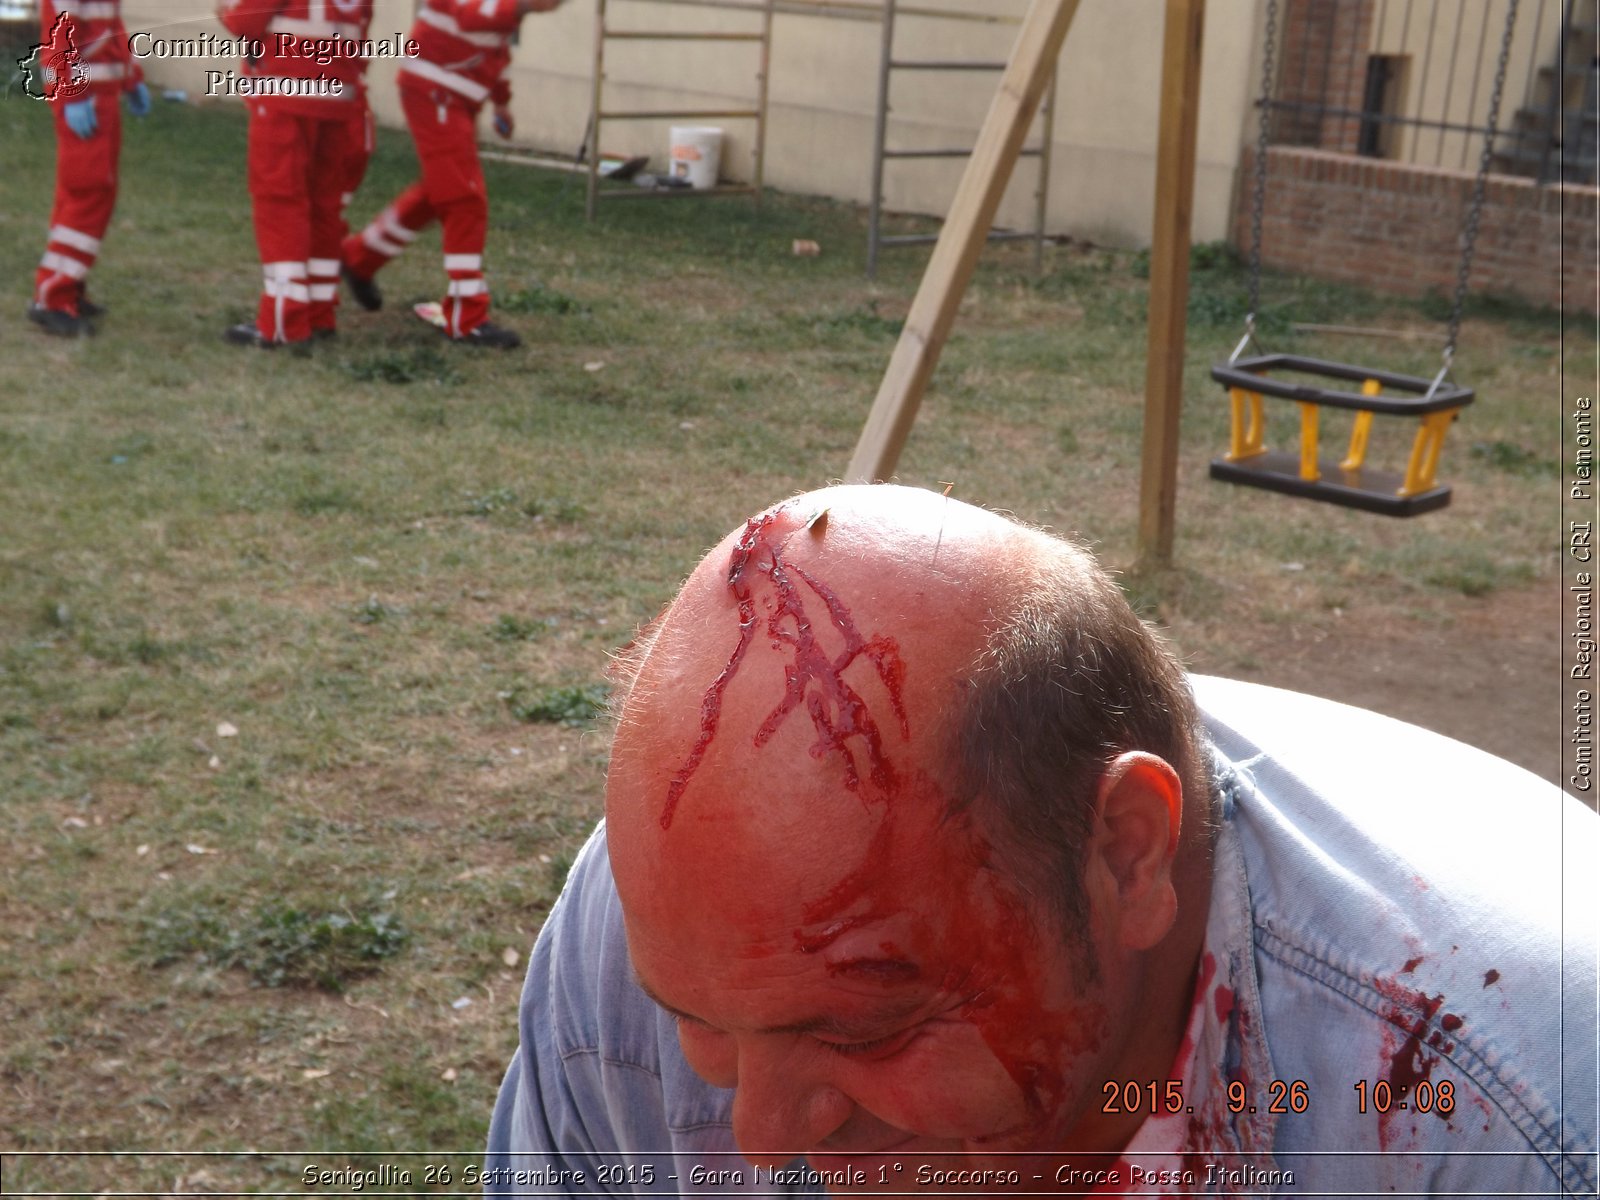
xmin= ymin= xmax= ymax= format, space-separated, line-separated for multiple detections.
xmin=865 ymin=0 xmax=1056 ymax=277
xmin=586 ymin=0 xmax=774 ymax=220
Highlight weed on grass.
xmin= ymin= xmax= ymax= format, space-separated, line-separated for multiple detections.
xmin=458 ymin=486 xmax=522 ymax=516
xmin=490 ymin=614 xmax=558 ymax=642
xmin=458 ymin=488 xmax=585 ymax=522
xmin=505 ymin=682 xmax=611 ymax=726
xmin=814 ymin=302 xmax=905 ymax=338
xmin=1470 ymin=439 xmax=1559 ymax=477
xmin=497 ymin=283 xmax=589 ymax=316
xmin=138 ymin=898 xmax=409 ymax=991
xmin=524 ymin=496 xmax=586 ymax=523
xmin=1423 ymin=554 xmax=1536 ymax=598
xmin=292 ymin=484 xmax=364 ymax=517
xmin=352 ymin=595 xmax=403 ymax=624
xmin=343 ymin=344 xmax=465 ymax=385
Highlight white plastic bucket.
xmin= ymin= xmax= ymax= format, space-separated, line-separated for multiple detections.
xmin=668 ymin=126 xmax=723 ymax=189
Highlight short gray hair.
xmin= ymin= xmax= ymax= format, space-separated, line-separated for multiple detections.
xmin=950 ymin=547 xmax=1207 ymax=954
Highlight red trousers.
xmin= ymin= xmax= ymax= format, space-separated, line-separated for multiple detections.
xmin=246 ymin=103 xmax=372 ymax=342
xmin=34 ymin=91 xmax=121 ymax=315
xmin=342 ymin=83 xmax=490 ymax=336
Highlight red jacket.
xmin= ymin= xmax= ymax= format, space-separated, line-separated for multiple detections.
xmin=399 ymin=0 xmax=523 ymax=110
xmin=39 ymin=0 xmax=141 ymax=101
xmin=217 ymin=0 xmax=371 ymax=115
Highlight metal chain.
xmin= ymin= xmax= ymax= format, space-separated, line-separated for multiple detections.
xmin=1241 ymin=0 xmax=1279 ymax=356
xmin=1444 ymin=0 xmax=1519 ymax=363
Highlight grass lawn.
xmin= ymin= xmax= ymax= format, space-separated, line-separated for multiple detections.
xmin=0 ymin=95 xmax=1576 ymax=1189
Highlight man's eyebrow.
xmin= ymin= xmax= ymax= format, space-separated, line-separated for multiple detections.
xmin=633 ymin=974 xmax=708 ymax=1026
xmin=633 ymin=968 xmax=930 ymax=1038
xmin=827 ymin=957 xmax=922 ymax=985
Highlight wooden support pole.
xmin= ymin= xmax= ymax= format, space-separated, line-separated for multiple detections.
xmin=845 ymin=0 xmax=1080 ymax=484
xmin=1135 ymin=0 xmax=1205 ymax=567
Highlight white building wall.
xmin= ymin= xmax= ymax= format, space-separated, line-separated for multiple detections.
xmin=118 ymin=0 xmax=1261 ymax=248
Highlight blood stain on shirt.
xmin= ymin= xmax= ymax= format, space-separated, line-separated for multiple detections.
xmin=1373 ymin=970 xmax=1453 ymax=1150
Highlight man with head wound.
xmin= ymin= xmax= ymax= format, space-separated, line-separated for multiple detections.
xmin=485 ymin=483 xmax=1596 ymax=1196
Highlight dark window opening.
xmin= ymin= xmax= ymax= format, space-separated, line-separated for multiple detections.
xmin=1358 ymin=55 xmax=1404 ymax=158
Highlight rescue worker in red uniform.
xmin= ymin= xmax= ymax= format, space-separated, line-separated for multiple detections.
xmin=28 ymin=0 xmax=149 ymax=338
xmin=340 ymin=0 xmax=563 ymax=350
xmin=218 ymin=0 xmax=374 ymax=349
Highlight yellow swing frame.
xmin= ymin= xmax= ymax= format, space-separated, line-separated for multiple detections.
xmin=1210 ymin=353 xmax=1474 ymax=517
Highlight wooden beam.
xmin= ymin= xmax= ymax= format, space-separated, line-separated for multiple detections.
xmin=845 ymin=0 xmax=1080 ymax=484
xmin=1136 ymin=0 xmax=1206 ymax=566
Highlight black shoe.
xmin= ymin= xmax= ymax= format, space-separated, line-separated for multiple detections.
xmin=449 ymin=321 xmax=521 ymax=349
xmin=223 ymin=323 xmax=312 ymax=353
xmin=312 ymin=327 xmax=338 ymax=342
xmin=223 ymin=322 xmax=264 ymax=347
xmin=78 ymin=295 xmax=106 ymax=319
xmin=28 ymin=303 xmax=94 ymax=337
xmin=342 ymin=265 xmax=383 ymax=312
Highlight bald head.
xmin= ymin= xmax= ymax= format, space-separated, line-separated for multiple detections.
xmin=604 ymin=486 xmax=1045 ymax=942
xmin=610 ymin=485 xmax=1041 ymax=826
xmin=606 ymin=484 xmax=1204 ymax=935
xmin=601 ymin=487 xmax=1213 ymax=1165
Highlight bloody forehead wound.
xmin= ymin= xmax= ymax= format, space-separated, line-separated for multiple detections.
xmin=606 ymin=484 xmax=1037 ymax=884
xmin=658 ymin=501 xmax=912 ymax=832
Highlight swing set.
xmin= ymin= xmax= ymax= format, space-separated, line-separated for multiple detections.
xmin=1208 ymin=0 xmax=1519 ymax=517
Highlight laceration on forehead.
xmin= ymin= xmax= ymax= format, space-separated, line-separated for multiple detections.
xmin=658 ymin=507 xmax=911 ymax=831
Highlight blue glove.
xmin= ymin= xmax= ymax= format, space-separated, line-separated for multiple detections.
xmin=64 ymin=98 xmax=98 ymax=139
xmin=492 ymin=109 xmax=513 ymax=139
xmin=125 ymin=81 xmax=150 ymax=117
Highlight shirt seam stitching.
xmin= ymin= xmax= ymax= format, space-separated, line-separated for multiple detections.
xmin=557 ymin=1045 xmax=734 ymax=1136
xmin=1252 ymin=923 xmax=1583 ymax=1192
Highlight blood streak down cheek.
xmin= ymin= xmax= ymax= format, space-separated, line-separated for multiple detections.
xmin=660 ymin=509 xmax=911 ymax=830
xmin=794 ymin=792 xmax=1105 ymax=1134
xmin=943 ymin=863 xmax=1107 ymax=1128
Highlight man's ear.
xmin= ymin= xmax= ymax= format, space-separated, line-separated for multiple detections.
xmin=1089 ymin=751 xmax=1182 ymax=951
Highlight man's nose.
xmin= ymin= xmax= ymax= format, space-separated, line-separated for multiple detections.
xmin=730 ymin=1037 xmax=852 ymax=1168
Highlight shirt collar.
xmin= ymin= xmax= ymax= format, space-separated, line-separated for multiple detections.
xmin=1091 ymin=750 xmax=1282 ymax=1194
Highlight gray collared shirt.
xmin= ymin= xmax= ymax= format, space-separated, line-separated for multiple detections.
xmin=485 ymin=676 xmax=1599 ymax=1197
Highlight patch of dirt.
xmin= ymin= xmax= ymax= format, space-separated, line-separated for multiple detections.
xmin=1187 ymin=579 xmax=1563 ymax=793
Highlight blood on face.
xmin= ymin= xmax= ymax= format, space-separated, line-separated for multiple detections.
xmin=660 ymin=509 xmax=910 ymax=830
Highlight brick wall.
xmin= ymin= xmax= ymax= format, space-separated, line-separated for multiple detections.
xmin=1232 ymin=146 xmax=1598 ymax=315
xmin=1274 ymin=0 xmax=1373 ymax=154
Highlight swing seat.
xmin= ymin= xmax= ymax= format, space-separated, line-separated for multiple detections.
xmin=1209 ymin=353 xmax=1474 ymax=517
